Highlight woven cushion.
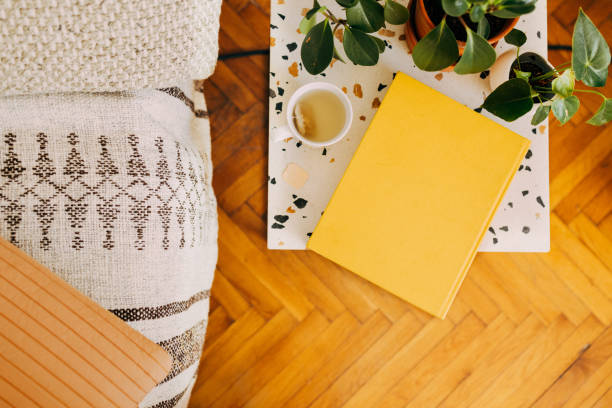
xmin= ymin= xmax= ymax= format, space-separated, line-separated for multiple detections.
xmin=0 ymin=83 xmax=217 ymax=408
xmin=0 ymin=0 xmax=221 ymax=96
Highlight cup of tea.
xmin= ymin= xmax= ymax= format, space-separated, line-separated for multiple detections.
xmin=272 ymin=82 xmax=353 ymax=148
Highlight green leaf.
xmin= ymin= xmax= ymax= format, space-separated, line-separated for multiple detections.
xmin=587 ymin=98 xmax=612 ymax=126
xmin=531 ymin=104 xmax=550 ymax=125
xmin=477 ymin=17 xmax=490 ymax=39
xmin=551 ymin=95 xmax=580 ymax=125
xmin=384 ymin=0 xmax=410 ymax=25
xmin=551 ymin=69 xmax=575 ymax=98
xmin=372 ymin=36 xmax=386 ymax=53
xmin=441 ymin=0 xmax=469 ymax=17
xmin=306 ymin=0 xmax=321 ymax=19
xmin=572 ymin=8 xmax=611 ymax=87
xmin=412 ymin=19 xmax=459 ymax=71
xmin=301 ymin=19 xmax=334 ymax=75
xmin=343 ymin=27 xmax=380 ymax=66
xmin=492 ymin=0 xmax=537 ymax=18
xmin=514 ymin=69 xmax=531 ymax=81
xmin=469 ymin=4 xmax=485 ymax=23
xmin=299 ymin=14 xmax=317 ymax=35
xmin=454 ymin=28 xmax=496 ymax=74
xmin=482 ymin=78 xmax=534 ymax=122
xmin=504 ymin=28 xmax=526 ymax=47
xmin=346 ymin=0 xmax=385 ymax=33
xmin=336 ymin=0 xmax=357 ymax=7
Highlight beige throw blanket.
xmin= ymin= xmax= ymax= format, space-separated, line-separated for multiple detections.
xmin=0 ymin=83 xmax=218 ymax=408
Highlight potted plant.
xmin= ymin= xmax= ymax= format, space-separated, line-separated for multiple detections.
xmin=481 ymin=8 xmax=611 ymax=126
xmin=299 ymin=0 xmax=411 ymax=75
xmin=408 ymin=0 xmax=537 ymax=74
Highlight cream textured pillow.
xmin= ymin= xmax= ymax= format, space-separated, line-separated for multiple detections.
xmin=0 ymin=0 xmax=221 ymax=96
xmin=0 ymin=83 xmax=217 ymax=408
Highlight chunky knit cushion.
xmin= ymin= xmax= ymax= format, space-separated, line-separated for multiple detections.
xmin=0 ymin=0 xmax=221 ymax=96
xmin=0 ymin=83 xmax=217 ymax=408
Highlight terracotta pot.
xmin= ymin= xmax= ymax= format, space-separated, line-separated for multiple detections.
xmin=413 ymin=0 xmax=519 ymax=53
xmin=405 ymin=0 xmax=456 ymax=70
xmin=404 ymin=14 xmax=453 ymax=72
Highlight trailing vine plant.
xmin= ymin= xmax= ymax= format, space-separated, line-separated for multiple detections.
xmin=482 ymin=9 xmax=611 ymax=126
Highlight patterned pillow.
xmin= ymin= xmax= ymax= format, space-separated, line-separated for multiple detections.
xmin=0 ymin=83 xmax=217 ymax=408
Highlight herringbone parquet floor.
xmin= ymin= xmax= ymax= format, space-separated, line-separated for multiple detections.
xmin=190 ymin=1 xmax=612 ymax=406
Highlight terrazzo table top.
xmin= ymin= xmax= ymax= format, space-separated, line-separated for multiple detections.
xmin=268 ymin=0 xmax=550 ymax=252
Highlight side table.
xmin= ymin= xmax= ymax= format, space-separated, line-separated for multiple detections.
xmin=268 ymin=0 xmax=550 ymax=252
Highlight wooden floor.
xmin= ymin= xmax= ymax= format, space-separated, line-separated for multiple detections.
xmin=190 ymin=0 xmax=612 ymax=406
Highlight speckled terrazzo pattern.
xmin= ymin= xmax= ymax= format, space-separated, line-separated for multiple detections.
xmin=268 ymin=0 xmax=550 ymax=252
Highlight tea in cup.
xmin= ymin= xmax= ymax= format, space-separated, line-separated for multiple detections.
xmin=272 ymin=82 xmax=353 ymax=147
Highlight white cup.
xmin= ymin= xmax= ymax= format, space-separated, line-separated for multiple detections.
xmin=271 ymin=82 xmax=353 ymax=148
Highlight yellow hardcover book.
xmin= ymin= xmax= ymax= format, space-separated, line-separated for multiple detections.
xmin=307 ymin=72 xmax=530 ymax=319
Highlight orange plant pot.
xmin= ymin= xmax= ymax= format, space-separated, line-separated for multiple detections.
xmin=404 ymin=7 xmax=453 ymax=72
xmin=406 ymin=0 xmax=519 ymax=66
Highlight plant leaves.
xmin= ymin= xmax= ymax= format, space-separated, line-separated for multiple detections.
xmin=504 ymin=28 xmax=527 ymax=47
xmin=384 ymin=0 xmax=410 ymax=25
xmin=336 ymin=0 xmax=357 ymax=7
xmin=301 ymin=19 xmax=335 ymax=74
xmin=531 ymin=104 xmax=550 ymax=125
xmin=572 ymin=8 xmax=611 ymax=87
xmin=482 ymin=78 xmax=534 ymax=122
xmin=587 ymin=98 xmax=612 ymax=126
xmin=372 ymin=36 xmax=386 ymax=53
xmin=551 ymin=69 xmax=575 ymax=98
xmin=477 ymin=17 xmax=490 ymax=39
xmin=299 ymin=14 xmax=317 ymax=35
xmin=346 ymin=0 xmax=385 ymax=33
xmin=551 ymin=95 xmax=580 ymax=125
xmin=306 ymin=0 xmax=322 ymax=19
xmin=492 ymin=0 xmax=537 ymax=18
xmin=454 ymin=28 xmax=496 ymax=74
xmin=513 ymin=69 xmax=531 ymax=82
xmin=412 ymin=19 xmax=459 ymax=71
xmin=469 ymin=4 xmax=485 ymax=23
xmin=441 ymin=0 xmax=469 ymax=17
xmin=343 ymin=27 xmax=380 ymax=66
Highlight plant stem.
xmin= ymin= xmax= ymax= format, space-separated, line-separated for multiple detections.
xmin=531 ymin=70 xmax=558 ymax=82
xmin=458 ymin=15 xmax=470 ymax=38
xmin=574 ymin=89 xmax=607 ymax=100
xmin=332 ymin=21 xmax=345 ymax=36
xmin=554 ymin=61 xmax=571 ymax=71
xmin=322 ymin=9 xmax=339 ymax=25
xmin=536 ymin=93 xmax=543 ymax=104
xmin=532 ymin=62 xmax=571 ymax=82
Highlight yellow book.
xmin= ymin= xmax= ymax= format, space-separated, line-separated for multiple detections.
xmin=307 ymin=72 xmax=530 ymax=319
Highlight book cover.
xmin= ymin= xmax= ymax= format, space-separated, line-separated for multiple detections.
xmin=307 ymin=72 xmax=530 ymax=318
